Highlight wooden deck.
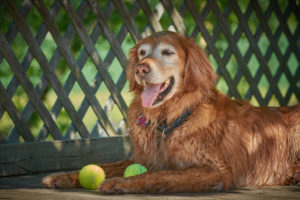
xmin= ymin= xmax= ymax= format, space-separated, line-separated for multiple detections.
xmin=0 ymin=173 xmax=299 ymax=200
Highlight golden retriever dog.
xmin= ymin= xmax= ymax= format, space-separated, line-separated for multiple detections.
xmin=42 ymin=31 xmax=300 ymax=193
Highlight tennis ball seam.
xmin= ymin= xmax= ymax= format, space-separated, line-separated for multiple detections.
xmin=79 ymin=164 xmax=105 ymax=190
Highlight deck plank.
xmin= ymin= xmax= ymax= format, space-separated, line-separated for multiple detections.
xmin=0 ymin=173 xmax=299 ymax=200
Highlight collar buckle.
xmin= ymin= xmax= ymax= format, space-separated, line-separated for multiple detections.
xmin=157 ymin=110 xmax=191 ymax=139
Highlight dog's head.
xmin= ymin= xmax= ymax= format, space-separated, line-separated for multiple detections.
xmin=127 ymin=31 xmax=217 ymax=108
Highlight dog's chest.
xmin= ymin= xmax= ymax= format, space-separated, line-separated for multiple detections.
xmin=131 ymin=121 xmax=205 ymax=170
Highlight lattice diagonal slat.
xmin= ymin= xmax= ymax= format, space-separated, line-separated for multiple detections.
xmin=0 ymin=0 xmax=299 ymax=144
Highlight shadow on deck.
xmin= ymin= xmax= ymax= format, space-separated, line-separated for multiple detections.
xmin=0 ymin=172 xmax=299 ymax=200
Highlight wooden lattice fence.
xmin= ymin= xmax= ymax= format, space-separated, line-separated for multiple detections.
xmin=0 ymin=0 xmax=299 ymax=176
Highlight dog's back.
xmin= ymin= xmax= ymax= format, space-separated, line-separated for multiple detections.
xmin=214 ymin=95 xmax=300 ymax=186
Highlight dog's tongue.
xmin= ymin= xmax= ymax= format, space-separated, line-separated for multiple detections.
xmin=141 ymin=83 xmax=161 ymax=107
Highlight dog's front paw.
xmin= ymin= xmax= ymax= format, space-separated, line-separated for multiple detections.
xmin=99 ymin=178 xmax=130 ymax=194
xmin=42 ymin=174 xmax=58 ymax=188
xmin=42 ymin=172 xmax=80 ymax=189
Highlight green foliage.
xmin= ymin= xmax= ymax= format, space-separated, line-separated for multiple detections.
xmin=0 ymin=0 xmax=298 ymax=140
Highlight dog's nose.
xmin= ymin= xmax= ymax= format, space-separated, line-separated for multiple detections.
xmin=136 ymin=63 xmax=151 ymax=78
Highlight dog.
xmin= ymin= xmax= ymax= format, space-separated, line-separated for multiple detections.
xmin=42 ymin=31 xmax=300 ymax=193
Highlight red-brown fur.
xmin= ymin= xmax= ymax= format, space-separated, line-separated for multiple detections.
xmin=42 ymin=31 xmax=300 ymax=193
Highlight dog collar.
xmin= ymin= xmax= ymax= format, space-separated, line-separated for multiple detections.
xmin=157 ymin=110 xmax=191 ymax=138
xmin=136 ymin=110 xmax=191 ymax=138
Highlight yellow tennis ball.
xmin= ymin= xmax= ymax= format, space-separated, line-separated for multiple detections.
xmin=79 ymin=164 xmax=105 ymax=190
xmin=124 ymin=164 xmax=148 ymax=178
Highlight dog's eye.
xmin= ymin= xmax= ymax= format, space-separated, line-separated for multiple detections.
xmin=161 ymin=49 xmax=174 ymax=56
xmin=139 ymin=49 xmax=146 ymax=56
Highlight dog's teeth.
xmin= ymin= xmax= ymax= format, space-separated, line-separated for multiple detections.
xmin=165 ymin=79 xmax=170 ymax=85
xmin=143 ymin=80 xmax=147 ymax=86
xmin=164 ymin=79 xmax=170 ymax=90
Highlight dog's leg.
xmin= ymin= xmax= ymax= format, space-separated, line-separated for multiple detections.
xmin=42 ymin=171 xmax=80 ymax=189
xmin=99 ymin=166 xmax=233 ymax=194
xmin=42 ymin=159 xmax=132 ymax=189
xmin=100 ymin=159 xmax=133 ymax=178
xmin=295 ymin=160 xmax=300 ymax=183
xmin=289 ymin=160 xmax=300 ymax=184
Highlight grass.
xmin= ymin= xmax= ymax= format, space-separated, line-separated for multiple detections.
xmin=0 ymin=88 xmax=134 ymax=140
xmin=1 ymin=84 xmax=298 ymax=141
xmin=0 ymin=0 xmax=299 ymax=141
xmin=0 ymin=37 xmax=298 ymax=140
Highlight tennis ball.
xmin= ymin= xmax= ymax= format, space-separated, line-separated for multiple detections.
xmin=79 ymin=164 xmax=105 ymax=190
xmin=124 ymin=164 xmax=148 ymax=178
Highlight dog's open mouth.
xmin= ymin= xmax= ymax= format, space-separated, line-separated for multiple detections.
xmin=141 ymin=77 xmax=174 ymax=107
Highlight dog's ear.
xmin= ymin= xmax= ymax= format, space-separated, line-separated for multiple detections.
xmin=184 ymin=38 xmax=217 ymax=93
xmin=126 ymin=47 xmax=139 ymax=92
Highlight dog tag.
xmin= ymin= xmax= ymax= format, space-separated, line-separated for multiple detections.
xmin=136 ymin=115 xmax=150 ymax=126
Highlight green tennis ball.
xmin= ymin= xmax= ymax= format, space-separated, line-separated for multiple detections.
xmin=79 ymin=164 xmax=105 ymax=190
xmin=124 ymin=164 xmax=148 ymax=178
